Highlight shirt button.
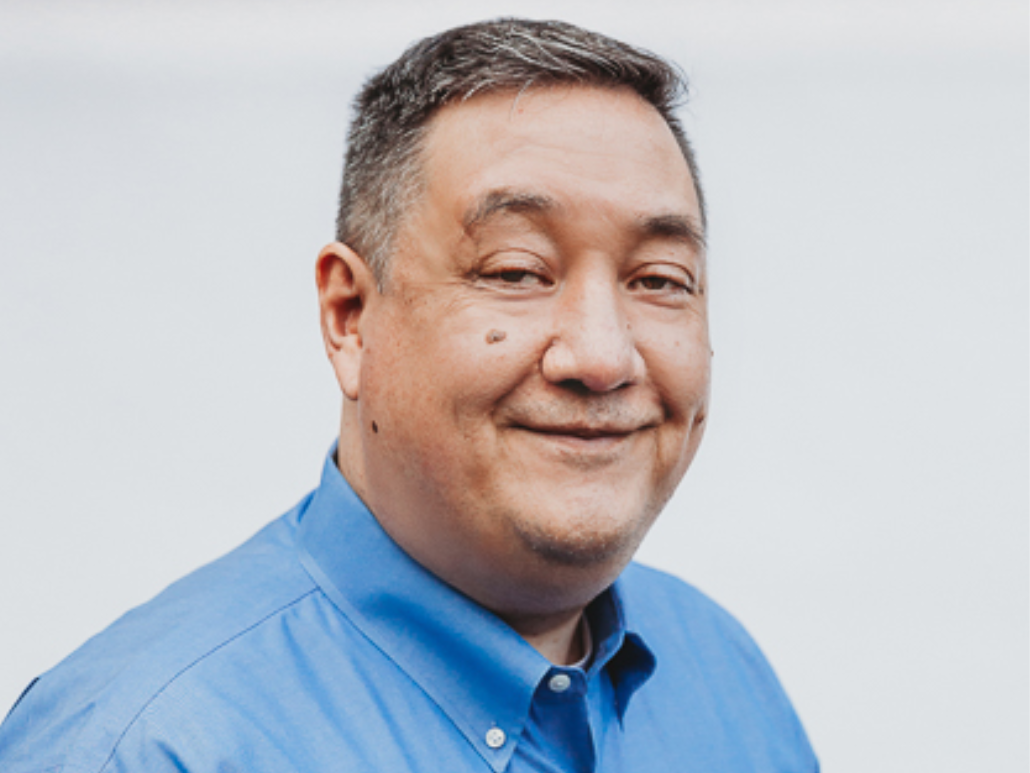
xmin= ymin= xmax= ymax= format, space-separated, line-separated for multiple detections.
xmin=548 ymin=673 xmax=572 ymax=693
xmin=485 ymin=727 xmax=506 ymax=749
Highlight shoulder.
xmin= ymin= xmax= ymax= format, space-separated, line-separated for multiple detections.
xmin=0 ymin=505 xmax=318 ymax=773
xmin=618 ymin=560 xmax=780 ymax=676
xmin=617 ymin=562 xmax=818 ymax=769
xmin=618 ymin=560 xmax=747 ymax=635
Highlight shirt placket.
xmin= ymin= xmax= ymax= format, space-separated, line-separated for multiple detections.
xmin=511 ymin=667 xmax=596 ymax=773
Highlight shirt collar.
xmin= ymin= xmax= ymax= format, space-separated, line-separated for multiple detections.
xmin=295 ymin=448 xmax=655 ymax=769
xmin=583 ymin=581 xmax=657 ymax=722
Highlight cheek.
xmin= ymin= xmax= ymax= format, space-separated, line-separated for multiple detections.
xmin=635 ymin=316 xmax=711 ymax=415
xmin=643 ymin=336 xmax=710 ymax=500
xmin=364 ymin=304 xmax=548 ymax=430
xmin=433 ymin=301 xmax=552 ymax=393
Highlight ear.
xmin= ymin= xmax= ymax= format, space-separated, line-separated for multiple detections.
xmin=316 ymin=242 xmax=377 ymax=401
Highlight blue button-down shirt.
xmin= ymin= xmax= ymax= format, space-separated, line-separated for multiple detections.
xmin=0 ymin=451 xmax=818 ymax=772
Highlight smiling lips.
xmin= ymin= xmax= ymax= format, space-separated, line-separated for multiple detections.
xmin=510 ymin=411 xmax=660 ymax=445
xmin=522 ymin=424 xmax=637 ymax=440
xmin=510 ymin=423 xmax=647 ymax=466
xmin=506 ymin=403 xmax=659 ymax=438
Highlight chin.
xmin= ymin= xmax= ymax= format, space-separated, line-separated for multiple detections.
xmin=511 ymin=505 xmax=652 ymax=570
xmin=519 ymin=532 xmax=627 ymax=568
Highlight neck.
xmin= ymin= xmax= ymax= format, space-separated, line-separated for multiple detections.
xmin=502 ymin=607 xmax=587 ymax=665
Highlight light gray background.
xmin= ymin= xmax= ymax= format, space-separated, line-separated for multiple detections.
xmin=1 ymin=1 xmax=1027 ymax=770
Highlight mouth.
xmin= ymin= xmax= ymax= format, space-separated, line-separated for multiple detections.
xmin=511 ymin=421 xmax=655 ymax=454
xmin=521 ymin=425 xmax=635 ymax=440
xmin=503 ymin=402 xmax=661 ymax=456
xmin=507 ymin=424 xmax=648 ymax=469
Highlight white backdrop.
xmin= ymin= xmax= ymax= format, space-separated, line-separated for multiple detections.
xmin=1 ymin=1 xmax=1026 ymax=770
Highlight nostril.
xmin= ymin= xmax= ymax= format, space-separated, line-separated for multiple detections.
xmin=556 ymin=379 xmax=631 ymax=395
xmin=556 ymin=379 xmax=592 ymax=396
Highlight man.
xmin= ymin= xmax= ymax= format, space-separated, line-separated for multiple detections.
xmin=0 ymin=19 xmax=817 ymax=772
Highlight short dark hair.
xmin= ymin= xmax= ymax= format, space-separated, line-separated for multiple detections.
xmin=336 ymin=18 xmax=704 ymax=282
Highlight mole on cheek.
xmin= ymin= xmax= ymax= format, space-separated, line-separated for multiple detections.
xmin=372 ymin=421 xmax=379 ymax=434
xmin=486 ymin=329 xmax=507 ymax=344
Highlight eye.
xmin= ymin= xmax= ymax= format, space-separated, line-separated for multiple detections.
xmin=629 ymin=272 xmax=695 ymax=295
xmin=635 ymin=276 xmax=679 ymax=291
xmin=480 ymin=266 xmax=552 ymax=289
xmin=497 ymin=269 xmax=539 ymax=285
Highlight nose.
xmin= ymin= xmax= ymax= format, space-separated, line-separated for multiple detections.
xmin=540 ymin=277 xmax=644 ymax=392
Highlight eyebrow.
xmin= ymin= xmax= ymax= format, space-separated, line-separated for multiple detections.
xmin=461 ymin=188 xmax=707 ymax=254
xmin=638 ymin=213 xmax=707 ymax=254
xmin=462 ymin=189 xmax=559 ymax=233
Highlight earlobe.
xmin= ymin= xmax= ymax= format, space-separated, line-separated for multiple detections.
xmin=316 ymin=242 xmax=375 ymax=401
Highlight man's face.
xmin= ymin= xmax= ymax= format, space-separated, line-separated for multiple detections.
xmin=340 ymin=85 xmax=710 ymax=614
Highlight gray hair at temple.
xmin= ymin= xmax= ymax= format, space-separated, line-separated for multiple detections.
xmin=336 ymin=18 xmax=705 ymax=284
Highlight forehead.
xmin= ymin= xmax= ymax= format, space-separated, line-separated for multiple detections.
xmin=415 ymin=85 xmax=700 ymax=230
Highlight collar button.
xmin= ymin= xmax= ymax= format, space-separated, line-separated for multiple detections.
xmin=485 ymin=727 xmax=506 ymax=749
xmin=548 ymin=673 xmax=572 ymax=693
